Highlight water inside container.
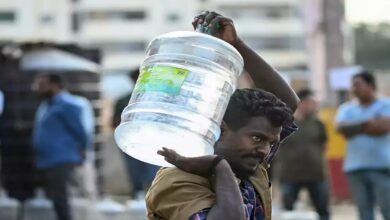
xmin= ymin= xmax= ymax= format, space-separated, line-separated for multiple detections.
xmin=115 ymin=31 xmax=243 ymax=166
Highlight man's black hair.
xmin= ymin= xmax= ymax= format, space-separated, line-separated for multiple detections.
xmin=296 ymin=88 xmax=313 ymax=101
xmin=223 ymin=88 xmax=294 ymax=130
xmin=129 ymin=68 xmax=140 ymax=82
xmin=40 ymin=73 xmax=64 ymax=88
xmin=353 ymin=70 xmax=376 ymax=90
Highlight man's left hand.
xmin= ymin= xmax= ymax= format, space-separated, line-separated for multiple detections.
xmin=158 ymin=147 xmax=217 ymax=177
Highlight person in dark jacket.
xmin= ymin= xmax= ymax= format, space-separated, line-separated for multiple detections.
xmin=113 ymin=69 xmax=159 ymax=199
xmin=276 ymin=89 xmax=330 ymax=220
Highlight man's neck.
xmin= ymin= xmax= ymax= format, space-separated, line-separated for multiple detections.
xmin=45 ymin=90 xmax=62 ymax=102
xmin=359 ymin=95 xmax=376 ymax=106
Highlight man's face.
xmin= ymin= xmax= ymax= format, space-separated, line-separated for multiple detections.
xmin=298 ymin=96 xmax=318 ymax=117
xmin=32 ymin=76 xmax=54 ymax=99
xmin=215 ymin=116 xmax=282 ymax=179
xmin=352 ymin=77 xmax=374 ymax=100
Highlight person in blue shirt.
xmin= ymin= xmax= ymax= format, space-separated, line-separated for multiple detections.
xmin=32 ymin=73 xmax=88 ymax=220
xmin=336 ymin=71 xmax=390 ymax=220
xmin=61 ymin=86 xmax=95 ymax=197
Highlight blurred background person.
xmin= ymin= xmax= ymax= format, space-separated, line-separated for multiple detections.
xmin=276 ymin=89 xmax=330 ymax=220
xmin=63 ymin=79 xmax=95 ymax=199
xmin=112 ymin=68 xmax=159 ymax=200
xmin=0 ymin=89 xmax=3 ymax=117
xmin=32 ymin=73 xmax=89 ymax=220
xmin=336 ymin=71 xmax=390 ymax=220
xmin=0 ymin=89 xmax=3 ymax=184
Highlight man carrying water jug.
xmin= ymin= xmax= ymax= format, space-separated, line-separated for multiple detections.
xmin=146 ymin=11 xmax=298 ymax=220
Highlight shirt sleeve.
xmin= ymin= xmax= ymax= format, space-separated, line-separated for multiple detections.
xmin=189 ymin=209 xmax=210 ymax=220
xmin=280 ymin=122 xmax=299 ymax=142
xmin=381 ymin=99 xmax=390 ymax=116
xmin=266 ymin=122 xmax=298 ymax=163
xmin=335 ymin=104 xmax=350 ymax=123
xmin=146 ymin=169 xmax=215 ymax=220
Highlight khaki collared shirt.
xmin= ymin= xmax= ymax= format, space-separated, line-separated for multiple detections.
xmin=146 ymin=164 xmax=272 ymax=220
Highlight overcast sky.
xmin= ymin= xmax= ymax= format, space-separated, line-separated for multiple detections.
xmin=346 ymin=0 xmax=390 ymax=23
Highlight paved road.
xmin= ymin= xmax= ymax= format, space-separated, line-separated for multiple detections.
xmin=272 ymin=202 xmax=383 ymax=220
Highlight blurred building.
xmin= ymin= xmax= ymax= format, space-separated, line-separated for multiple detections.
xmin=0 ymin=0 xmax=73 ymax=42
xmin=73 ymin=0 xmax=200 ymax=72
xmin=211 ymin=0 xmax=307 ymax=71
xmin=73 ymin=0 xmax=307 ymax=72
xmin=0 ymin=0 xmax=309 ymax=97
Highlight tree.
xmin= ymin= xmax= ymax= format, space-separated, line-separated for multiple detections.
xmin=354 ymin=23 xmax=390 ymax=70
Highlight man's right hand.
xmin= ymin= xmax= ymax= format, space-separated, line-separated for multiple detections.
xmin=192 ymin=11 xmax=241 ymax=46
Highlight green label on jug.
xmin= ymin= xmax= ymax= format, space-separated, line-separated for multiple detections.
xmin=134 ymin=65 xmax=189 ymax=95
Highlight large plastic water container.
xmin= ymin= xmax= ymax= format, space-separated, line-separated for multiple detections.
xmin=115 ymin=31 xmax=244 ymax=166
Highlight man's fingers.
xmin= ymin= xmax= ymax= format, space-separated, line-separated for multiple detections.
xmin=164 ymin=156 xmax=176 ymax=164
xmin=158 ymin=148 xmax=177 ymax=165
xmin=192 ymin=17 xmax=201 ymax=28
xmin=207 ymin=16 xmax=227 ymax=34
xmin=206 ymin=16 xmax=234 ymax=35
xmin=157 ymin=150 xmax=167 ymax=157
xmin=195 ymin=11 xmax=209 ymax=24
xmin=192 ymin=11 xmax=209 ymax=29
xmin=192 ymin=20 xmax=198 ymax=29
xmin=193 ymin=11 xmax=227 ymax=31
xmin=220 ymin=18 xmax=233 ymax=27
xmin=203 ymin=11 xmax=218 ymax=26
xmin=157 ymin=147 xmax=171 ymax=156
xmin=158 ymin=147 xmax=180 ymax=159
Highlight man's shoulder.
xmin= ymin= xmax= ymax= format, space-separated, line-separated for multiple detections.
xmin=339 ymin=100 xmax=358 ymax=109
xmin=147 ymin=167 xmax=213 ymax=203
xmin=151 ymin=167 xmax=210 ymax=189
xmin=377 ymin=97 xmax=390 ymax=105
xmin=146 ymin=168 xmax=215 ymax=220
xmin=55 ymin=98 xmax=83 ymax=113
xmin=60 ymin=99 xmax=81 ymax=108
xmin=336 ymin=100 xmax=359 ymax=117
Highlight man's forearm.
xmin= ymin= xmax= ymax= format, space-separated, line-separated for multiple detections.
xmin=363 ymin=117 xmax=390 ymax=135
xmin=206 ymin=160 xmax=245 ymax=220
xmin=232 ymin=39 xmax=299 ymax=112
xmin=337 ymin=122 xmax=366 ymax=138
